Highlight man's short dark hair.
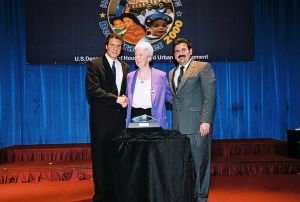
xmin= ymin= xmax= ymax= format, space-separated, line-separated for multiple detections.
xmin=172 ymin=38 xmax=192 ymax=52
xmin=105 ymin=33 xmax=124 ymax=46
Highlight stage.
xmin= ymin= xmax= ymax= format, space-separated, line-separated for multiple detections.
xmin=1 ymin=138 xmax=300 ymax=202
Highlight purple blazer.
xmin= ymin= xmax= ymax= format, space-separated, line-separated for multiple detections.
xmin=126 ymin=67 xmax=173 ymax=129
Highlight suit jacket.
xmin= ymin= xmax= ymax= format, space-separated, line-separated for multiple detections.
xmin=126 ymin=67 xmax=173 ymax=129
xmin=86 ymin=55 xmax=129 ymax=138
xmin=169 ymin=60 xmax=216 ymax=134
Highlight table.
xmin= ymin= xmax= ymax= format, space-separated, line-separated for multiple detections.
xmin=104 ymin=128 xmax=195 ymax=202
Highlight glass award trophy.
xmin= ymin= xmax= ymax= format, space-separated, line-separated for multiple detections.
xmin=128 ymin=114 xmax=160 ymax=128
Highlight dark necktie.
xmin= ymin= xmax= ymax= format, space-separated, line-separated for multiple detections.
xmin=111 ymin=61 xmax=116 ymax=79
xmin=176 ymin=66 xmax=185 ymax=91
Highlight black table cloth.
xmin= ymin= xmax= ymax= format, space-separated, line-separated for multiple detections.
xmin=103 ymin=128 xmax=195 ymax=202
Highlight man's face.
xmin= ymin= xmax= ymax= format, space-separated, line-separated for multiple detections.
xmin=106 ymin=38 xmax=122 ymax=60
xmin=174 ymin=42 xmax=192 ymax=66
xmin=148 ymin=19 xmax=168 ymax=37
xmin=147 ymin=3 xmax=153 ymax=10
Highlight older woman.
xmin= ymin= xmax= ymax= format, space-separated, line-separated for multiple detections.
xmin=126 ymin=40 xmax=173 ymax=129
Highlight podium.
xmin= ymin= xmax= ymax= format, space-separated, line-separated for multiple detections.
xmin=104 ymin=128 xmax=195 ymax=202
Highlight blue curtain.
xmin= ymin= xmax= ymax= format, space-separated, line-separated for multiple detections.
xmin=1 ymin=0 xmax=300 ymax=147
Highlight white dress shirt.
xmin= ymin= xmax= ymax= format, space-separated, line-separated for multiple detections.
xmin=174 ymin=59 xmax=192 ymax=88
xmin=132 ymin=77 xmax=152 ymax=109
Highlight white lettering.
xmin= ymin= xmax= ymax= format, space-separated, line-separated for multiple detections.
xmin=99 ymin=21 xmax=111 ymax=37
xmin=156 ymin=55 xmax=174 ymax=60
xmin=100 ymin=0 xmax=109 ymax=8
xmin=120 ymin=55 xmax=135 ymax=61
xmin=123 ymin=44 xmax=135 ymax=52
xmin=192 ymin=55 xmax=209 ymax=60
xmin=74 ymin=56 xmax=98 ymax=63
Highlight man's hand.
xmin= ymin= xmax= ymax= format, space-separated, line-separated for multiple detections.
xmin=116 ymin=95 xmax=128 ymax=108
xmin=199 ymin=122 xmax=211 ymax=136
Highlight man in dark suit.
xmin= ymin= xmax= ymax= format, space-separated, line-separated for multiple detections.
xmin=86 ymin=33 xmax=129 ymax=202
xmin=169 ymin=38 xmax=216 ymax=202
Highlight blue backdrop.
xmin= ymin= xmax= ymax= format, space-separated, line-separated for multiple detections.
xmin=0 ymin=0 xmax=300 ymax=147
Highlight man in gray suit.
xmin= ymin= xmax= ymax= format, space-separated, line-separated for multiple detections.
xmin=169 ymin=38 xmax=216 ymax=202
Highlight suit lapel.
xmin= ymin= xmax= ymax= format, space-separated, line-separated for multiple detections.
xmin=170 ymin=69 xmax=176 ymax=94
xmin=124 ymin=71 xmax=135 ymax=106
xmin=130 ymin=70 xmax=138 ymax=101
xmin=177 ymin=61 xmax=195 ymax=93
xmin=151 ymin=69 xmax=158 ymax=104
xmin=102 ymin=56 xmax=118 ymax=95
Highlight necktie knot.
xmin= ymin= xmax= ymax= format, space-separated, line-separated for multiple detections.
xmin=180 ymin=66 xmax=184 ymax=74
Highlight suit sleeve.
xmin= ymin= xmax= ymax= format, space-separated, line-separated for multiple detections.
xmin=85 ymin=60 xmax=118 ymax=105
xmin=199 ymin=63 xmax=216 ymax=124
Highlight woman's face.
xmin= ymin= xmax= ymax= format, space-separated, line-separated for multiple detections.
xmin=123 ymin=17 xmax=134 ymax=28
xmin=135 ymin=47 xmax=150 ymax=69
xmin=148 ymin=19 xmax=168 ymax=37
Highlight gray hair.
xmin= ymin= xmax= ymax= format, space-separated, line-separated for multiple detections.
xmin=134 ymin=40 xmax=154 ymax=58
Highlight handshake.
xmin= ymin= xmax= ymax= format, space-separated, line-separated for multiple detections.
xmin=116 ymin=95 xmax=128 ymax=108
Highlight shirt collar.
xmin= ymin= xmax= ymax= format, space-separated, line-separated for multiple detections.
xmin=105 ymin=53 xmax=118 ymax=66
xmin=177 ymin=58 xmax=193 ymax=71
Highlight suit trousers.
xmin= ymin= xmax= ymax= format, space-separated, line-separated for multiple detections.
xmin=187 ymin=133 xmax=212 ymax=202
xmin=89 ymin=103 xmax=126 ymax=202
